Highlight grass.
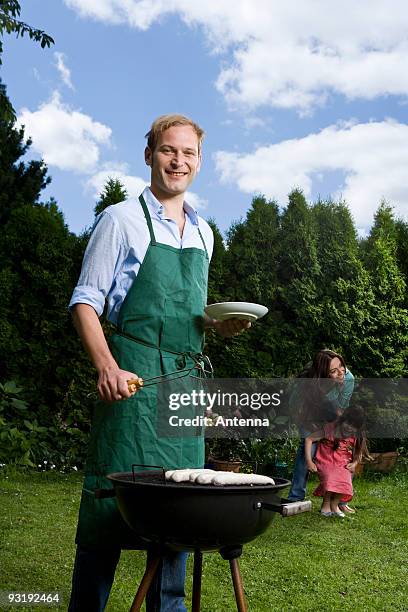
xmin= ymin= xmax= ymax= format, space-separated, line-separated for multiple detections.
xmin=0 ymin=466 xmax=407 ymax=611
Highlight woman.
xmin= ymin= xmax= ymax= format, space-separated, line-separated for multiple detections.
xmin=286 ymin=349 xmax=355 ymax=512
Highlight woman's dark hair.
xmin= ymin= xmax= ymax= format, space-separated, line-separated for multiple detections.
xmin=308 ymin=349 xmax=346 ymax=379
xmin=296 ymin=349 xmax=346 ymax=426
xmin=295 ymin=349 xmax=349 ymax=429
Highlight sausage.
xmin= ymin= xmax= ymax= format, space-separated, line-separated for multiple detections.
xmin=211 ymin=473 xmax=275 ymax=486
xmin=188 ymin=469 xmax=215 ymax=482
xmin=166 ymin=468 xmax=213 ymax=483
xmin=196 ymin=471 xmax=221 ymax=484
xmin=167 ymin=469 xmax=194 ymax=482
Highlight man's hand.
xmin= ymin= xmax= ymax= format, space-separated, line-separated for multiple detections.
xmin=346 ymin=462 xmax=357 ymax=473
xmin=211 ymin=318 xmax=251 ymax=338
xmin=97 ymin=366 xmax=143 ymax=403
xmin=71 ymin=305 xmax=143 ymax=403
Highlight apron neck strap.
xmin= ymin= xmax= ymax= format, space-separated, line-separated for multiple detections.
xmin=139 ymin=193 xmax=208 ymax=257
xmin=197 ymin=226 xmax=208 ymax=258
xmin=138 ymin=194 xmax=156 ymax=245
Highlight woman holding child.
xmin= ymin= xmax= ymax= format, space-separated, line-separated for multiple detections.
xmin=286 ymin=349 xmax=356 ymax=513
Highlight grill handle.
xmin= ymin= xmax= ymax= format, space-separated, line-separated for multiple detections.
xmin=132 ymin=464 xmax=166 ymax=483
xmin=255 ymin=500 xmax=312 ymax=517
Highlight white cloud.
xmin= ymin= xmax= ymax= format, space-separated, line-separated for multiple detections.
xmin=243 ymin=116 xmax=266 ymax=130
xmin=64 ymin=0 xmax=408 ymax=113
xmin=86 ymin=164 xmax=148 ymax=198
xmin=86 ymin=164 xmax=207 ymax=209
xmin=214 ymin=119 xmax=408 ymax=229
xmin=64 ymin=0 xmax=166 ymax=28
xmin=54 ymin=52 xmax=75 ymax=90
xmin=17 ymin=92 xmax=112 ymax=173
xmin=184 ymin=191 xmax=208 ymax=211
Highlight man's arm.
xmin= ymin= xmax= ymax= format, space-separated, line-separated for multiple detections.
xmin=72 ymin=304 xmax=142 ymax=402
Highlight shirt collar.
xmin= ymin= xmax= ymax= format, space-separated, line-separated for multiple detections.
xmin=142 ymin=186 xmax=199 ymax=226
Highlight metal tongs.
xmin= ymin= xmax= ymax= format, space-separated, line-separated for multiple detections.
xmin=127 ymin=353 xmax=213 ymax=392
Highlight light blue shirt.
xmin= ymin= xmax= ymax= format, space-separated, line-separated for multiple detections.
xmin=69 ymin=187 xmax=214 ymax=325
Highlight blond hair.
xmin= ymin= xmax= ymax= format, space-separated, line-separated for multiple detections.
xmin=145 ymin=114 xmax=205 ymax=155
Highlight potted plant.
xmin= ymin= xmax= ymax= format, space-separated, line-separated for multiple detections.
xmin=353 ymin=381 xmax=408 ymax=473
xmin=364 ymin=407 xmax=405 ymax=473
xmin=206 ymin=437 xmax=246 ymax=472
xmin=366 ymin=437 xmax=400 ymax=473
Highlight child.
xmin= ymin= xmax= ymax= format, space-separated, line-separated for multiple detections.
xmin=305 ymin=406 xmax=370 ymax=517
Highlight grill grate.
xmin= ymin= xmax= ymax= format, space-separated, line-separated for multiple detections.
xmin=110 ymin=469 xmax=287 ymax=491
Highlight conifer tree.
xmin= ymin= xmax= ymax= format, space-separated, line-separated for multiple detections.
xmin=204 ymin=219 xmax=229 ymax=375
xmin=206 ymin=219 xmax=226 ymax=305
xmin=94 ymin=177 xmax=128 ymax=216
xmin=395 ymin=219 xmax=408 ymax=309
xmin=311 ymin=199 xmax=374 ymax=370
xmin=0 ymin=117 xmax=50 ymax=225
xmin=219 ymin=196 xmax=281 ymax=376
xmin=224 ymin=195 xmax=280 ymax=306
xmin=360 ymin=202 xmax=408 ymax=376
xmin=275 ymin=189 xmax=321 ymax=374
xmin=0 ymin=87 xmax=93 ymax=417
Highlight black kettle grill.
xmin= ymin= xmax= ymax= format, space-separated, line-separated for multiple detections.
xmin=97 ymin=467 xmax=311 ymax=611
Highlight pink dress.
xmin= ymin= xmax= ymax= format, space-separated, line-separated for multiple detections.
xmin=313 ymin=422 xmax=355 ymax=502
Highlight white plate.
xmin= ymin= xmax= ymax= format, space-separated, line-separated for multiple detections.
xmin=204 ymin=302 xmax=268 ymax=322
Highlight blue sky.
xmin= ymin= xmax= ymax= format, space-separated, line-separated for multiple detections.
xmin=3 ymin=0 xmax=408 ymax=235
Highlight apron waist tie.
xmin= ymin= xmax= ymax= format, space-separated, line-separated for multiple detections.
xmin=114 ymin=329 xmax=202 ymax=361
xmin=113 ymin=330 xmax=214 ymax=380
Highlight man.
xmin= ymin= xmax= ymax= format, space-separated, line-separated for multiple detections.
xmin=68 ymin=114 xmax=249 ymax=611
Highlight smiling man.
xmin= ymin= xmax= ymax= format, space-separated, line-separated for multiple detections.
xmin=68 ymin=114 xmax=249 ymax=611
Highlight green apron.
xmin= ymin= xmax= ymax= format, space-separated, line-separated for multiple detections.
xmin=75 ymin=195 xmax=209 ymax=549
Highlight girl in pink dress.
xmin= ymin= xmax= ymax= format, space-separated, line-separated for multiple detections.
xmin=305 ymin=406 xmax=370 ymax=517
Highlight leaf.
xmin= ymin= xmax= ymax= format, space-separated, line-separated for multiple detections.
xmin=10 ymin=398 xmax=28 ymax=411
xmin=4 ymin=381 xmax=23 ymax=394
xmin=18 ymin=450 xmax=35 ymax=467
xmin=34 ymin=426 xmax=47 ymax=433
xmin=67 ymin=428 xmax=82 ymax=436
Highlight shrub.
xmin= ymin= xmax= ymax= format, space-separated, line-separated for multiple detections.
xmin=0 ymin=380 xmax=89 ymax=469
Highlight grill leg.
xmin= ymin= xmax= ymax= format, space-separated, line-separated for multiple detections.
xmin=192 ymin=550 xmax=203 ymax=612
xmin=130 ymin=554 xmax=161 ymax=612
xmin=229 ymin=558 xmax=247 ymax=612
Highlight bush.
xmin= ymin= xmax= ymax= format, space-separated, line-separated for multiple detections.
xmin=0 ymin=380 xmax=89 ymax=469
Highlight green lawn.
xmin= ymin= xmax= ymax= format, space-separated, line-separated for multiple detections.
xmin=0 ymin=467 xmax=407 ymax=611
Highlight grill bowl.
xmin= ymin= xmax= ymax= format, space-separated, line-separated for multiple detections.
xmin=107 ymin=471 xmax=290 ymax=552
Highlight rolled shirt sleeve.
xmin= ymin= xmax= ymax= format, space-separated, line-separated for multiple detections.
xmin=68 ymin=211 xmax=123 ymax=317
xmin=337 ymin=369 xmax=355 ymax=410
